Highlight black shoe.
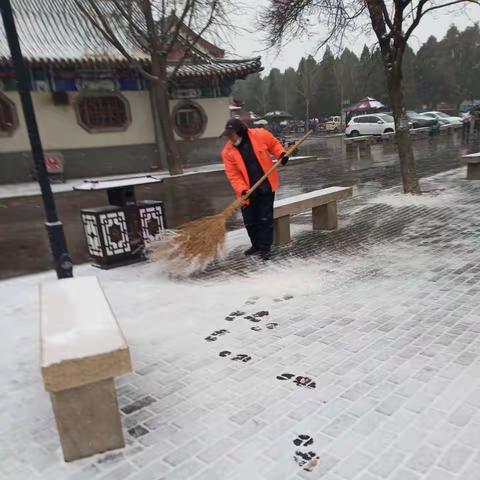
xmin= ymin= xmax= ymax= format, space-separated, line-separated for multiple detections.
xmin=260 ymin=251 xmax=271 ymax=261
xmin=244 ymin=246 xmax=260 ymax=256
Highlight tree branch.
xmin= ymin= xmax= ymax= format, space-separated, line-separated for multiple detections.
xmin=164 ymin=1 xmax=194 ymax=54
xmin=169 ymin=0 xmax=220 ymax=79
xmin=74 ymin=0 xmax=158 ymax=81
xmin=365 ymin=0 xmax=388 ymax=45
xmin=110 ymin=0 xmax=149 ymax=45
xmin=421 ymin=0 xmax=479 ymax=18
xmin=378 ymin=0 xmax=394 ymax=30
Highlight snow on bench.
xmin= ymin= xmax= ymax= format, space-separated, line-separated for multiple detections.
xmin=462 ymin=152 xmax=480 ymax=180
xmin=273 ymin=186 xmax=353 ymax=245
xmin=40 ymin=276 xmax=132 ymax=462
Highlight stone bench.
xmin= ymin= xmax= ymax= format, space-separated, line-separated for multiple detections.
xmin=462 ymin=152 xmax=480 ymax=180
xmin=273 ymin=186 xmax=353 ymax=245
xmin=40 ymin=276 xmax=132 ymax=462
xmin=344 ymin=136 xmax=374 ymax=145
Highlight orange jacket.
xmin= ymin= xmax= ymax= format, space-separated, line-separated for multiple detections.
xmin=221 ymin=128 xmax=285 ymax=198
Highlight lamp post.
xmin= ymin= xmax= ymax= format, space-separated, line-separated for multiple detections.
xmin=1 ymin=0 xmax=73 ymax=279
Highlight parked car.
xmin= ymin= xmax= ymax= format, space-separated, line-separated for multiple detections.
xmin=406 ymin=111 xmax=439 ymax=130
xmin=325 ymin=116 xmax=342 ymax=133
xmin=420 ymin=111 xmax=462 ymax=125
xmin=384 ymin=111 xmax=437 ymax=130
xmin=345 ymin=113 xmax=395 ymax=137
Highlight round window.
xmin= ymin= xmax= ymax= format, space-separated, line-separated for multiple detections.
xmin=173 ymin=101 xmax=207 ymax=139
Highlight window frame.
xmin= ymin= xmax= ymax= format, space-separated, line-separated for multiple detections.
xmin=0 ymin=92 xmax=19 ymax=137
xmin=172 ymin=100 xmax=207 ymax=140
xmin=75 ymin=92 xmax=131 ymax=134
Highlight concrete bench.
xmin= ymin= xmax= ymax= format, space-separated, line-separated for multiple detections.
xmin=273 ymin=186 xmax=353 ymax=245
xmin=344 ymin=136 xmax=374 ymax=145
xmin=462 ymin=152 xmax=480 ymax=180
xmin=40 ymin=276 xmax=132 ymax=462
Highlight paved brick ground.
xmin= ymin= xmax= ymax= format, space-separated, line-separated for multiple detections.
xmin=1 ymin=167 xmax=480 ymax=479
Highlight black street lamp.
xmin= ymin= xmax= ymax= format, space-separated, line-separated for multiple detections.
xmin=1 ymin=0 xmax=73 ymax=279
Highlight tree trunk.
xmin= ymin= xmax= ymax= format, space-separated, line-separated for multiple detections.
xmin=150 ymin=56 xmax=183 ymax=175
xmin=387 ymin=68 xmax=421 ymax=194
xmin=142 ymin=0 xmax=183 ymax=176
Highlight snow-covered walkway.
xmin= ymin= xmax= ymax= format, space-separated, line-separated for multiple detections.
xmin=2 ymin=168 xmax=480 ymax=480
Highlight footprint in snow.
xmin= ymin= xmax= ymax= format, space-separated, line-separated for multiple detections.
xmin=292 ymin=435 xmax=319 ymax=472
xmin=244 ymin=311 xmax=269 ymax=322
xmin=219 ymin=351 xmax=252 ymax=363
xmin=274 ymin=294 xmax=294 ymax=303
xmin=245 ymin=296 xmax=260 ymax=305
xmin=204 ymin=329 xmax=229 ymax=342
xmin=225 ymin=311 xmax=245 ymax=321
xmin=294 ymin=450 xmax=319 ymax=470
xmin=276 ymin=373 xmax=316 ymax=389
xmin=250 ymin=322 xmax=279 ymax=332
xmin=293 ymin=434 xmax=314 ymax=447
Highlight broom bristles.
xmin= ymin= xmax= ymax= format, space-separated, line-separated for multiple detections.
xmin=150 ymin=198 xmax=243 ymax=275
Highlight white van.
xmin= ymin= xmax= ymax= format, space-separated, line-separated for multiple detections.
xmin=325 ymin=116 xmax=342 ymax=132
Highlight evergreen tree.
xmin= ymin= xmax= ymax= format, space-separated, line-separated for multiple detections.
xmin=296 ymin=56 xmax=318 ymax=123
xmin=455 ymin=24 xmax=480 ymax=105
xmin=283 ymin=67 xmax=301 ymax=117
xmin=357 ymin=45 xmax=372 ymax=100
xmin=402 ymin=45 xmax=417 ymax=109
xmin=317 ymin=47 xmax=340 ymax=117
xmin=337 ymin=49 xmax=360 ymax=108
xmin=415 ymin=36 xmax=443 ymax=109
xmin=266 ymin=68 xmax=283 ymax=112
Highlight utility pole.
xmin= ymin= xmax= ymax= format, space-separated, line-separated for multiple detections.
xmin=1 ymin=0 xmax=73 ymax=279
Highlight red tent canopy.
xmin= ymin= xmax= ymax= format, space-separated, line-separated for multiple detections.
xmin=345 ymin=97 xmax=386 ymax=113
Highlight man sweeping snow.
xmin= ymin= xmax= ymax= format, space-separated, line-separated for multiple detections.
xmin=221 ymin=119 xmax=289 ymax=260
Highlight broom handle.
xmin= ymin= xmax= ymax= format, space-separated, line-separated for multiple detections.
xmin=242 ymin=130 xmax=313 ymax=199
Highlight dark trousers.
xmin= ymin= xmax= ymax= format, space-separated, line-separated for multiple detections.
xmin=241 ymin=189 xmax=275 ymax=252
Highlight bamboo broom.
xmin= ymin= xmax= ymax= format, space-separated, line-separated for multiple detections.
xmin=151 ymin=130 xmax=313 ymax=273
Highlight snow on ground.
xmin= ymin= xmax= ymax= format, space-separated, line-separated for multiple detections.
xmin=2 ymin=168 xmax=480 ymax=479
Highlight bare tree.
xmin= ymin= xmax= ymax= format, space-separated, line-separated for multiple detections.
xmin=261 ymin=0 xmax=479 ymax=193
xmin=73 ymin=0 xmax=231 ymax=175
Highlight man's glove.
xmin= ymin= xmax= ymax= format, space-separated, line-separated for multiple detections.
xmin=241 ymin=190 xmax=248 ymax=197
xmin=280 ymin=152 xmax=289 ymax=166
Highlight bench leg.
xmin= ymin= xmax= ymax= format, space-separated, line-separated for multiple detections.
xmin=274 ymin=216 xmax=291 ymax=245
xmin=312 ymin=201 xmax=338 ymax=230
xmin=50 ymin=378 xmax=125 ymax=462
xmin=467 ymin=163 xmax=480 ymax=180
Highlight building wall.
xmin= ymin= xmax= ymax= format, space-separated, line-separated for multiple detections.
xmin=0 ymin=92 xmax=230 ymax=183
xmin=0 ymin=91 xmax=156 ymax=153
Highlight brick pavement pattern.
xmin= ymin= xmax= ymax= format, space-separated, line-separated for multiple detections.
xmin=1 ymin=168 xmax=480 ymax=479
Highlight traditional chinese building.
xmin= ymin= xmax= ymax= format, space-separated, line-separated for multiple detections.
xmin=0 ymin=1 xmax=262 ymax=183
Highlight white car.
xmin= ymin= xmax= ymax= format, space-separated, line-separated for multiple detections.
xmin=421 ymin=111 xmax=462 ymax=125
xmin=345 ymin=114 xmax=395 ymax=137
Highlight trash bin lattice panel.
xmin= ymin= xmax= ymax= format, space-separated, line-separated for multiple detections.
xmin=82 ymin=213 xmax=103 ymax=257
xmin=138 ymin=201 xmax=166 ymax=243
xmin=99 ymin=211 xmax=131 ymax=256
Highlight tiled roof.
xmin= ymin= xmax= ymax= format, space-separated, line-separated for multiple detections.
xmin=0 ymin=0 xmax=262 ymax=80
xmin=168 ymin=58 xmax=262 ymax=79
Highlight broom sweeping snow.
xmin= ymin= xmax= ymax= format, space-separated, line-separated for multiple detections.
xmin=151 ymin=130 xmax=313 ymax=274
